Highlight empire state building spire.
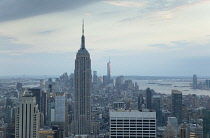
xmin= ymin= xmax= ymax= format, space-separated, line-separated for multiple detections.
xmin=81 ymin=20 xmax=85 ymax=49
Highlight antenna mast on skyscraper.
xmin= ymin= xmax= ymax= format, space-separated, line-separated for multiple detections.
xmin=82 ymin=19 xmax=84 ymax=35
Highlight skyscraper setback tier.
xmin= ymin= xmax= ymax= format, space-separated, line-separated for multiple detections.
xmin=72 ymin=22 xmax=92 ymax=136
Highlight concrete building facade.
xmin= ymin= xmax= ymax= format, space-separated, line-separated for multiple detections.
xmin=110 ymin=109 xmax=156 ymax=138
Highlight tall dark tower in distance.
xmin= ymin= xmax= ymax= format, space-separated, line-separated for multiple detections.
xmin=193 ymin=74 xmax=197 ymax=89
xmin=73 ymin=21 xmax=92 ymax=136
xmin=172 ymin=90 xmax=182 ymax=124
xmin=146 ymin=88 xmax=152 ymax=109
xmin=107 ymin=57 xmax=111 ymax=83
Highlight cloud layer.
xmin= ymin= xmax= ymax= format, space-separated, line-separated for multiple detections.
xmin=0 ymin=0 xmax=210 ymax=76
xmin=0 ymin=0 xmax=99 ymax=22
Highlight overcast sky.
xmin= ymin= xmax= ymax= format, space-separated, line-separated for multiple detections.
xmin=0 ymin=0 xmax=210 ymax=76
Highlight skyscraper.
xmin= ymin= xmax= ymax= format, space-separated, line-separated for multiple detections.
xmin=93 ymin=71 xmax=98 ymax=84
xmin=73 ymin=21 xmax=92 ymax=136
xmin=107 ymin=57 xmax=111 ymax=83
xmin=193 ymin=74 xmax=197 ymax=89
xmin=16 ymin=82 xmax=23 ymax=92
xmin=172 ymin=90 xmax=182 ymax=124
xmin=15 ymin=91 xmax=40 ymax=138
xmin=146 ymin=88 xmax=152 ymax=109
xmin=29 ymin=88 xmax=47 ymax=126
xmin=203 ymin=109 xmax=210 ymax=138
xmin=138 ymin=94 xmax=144 ymax=110
xmin=115 ymin=76 xmax=124 ymax=90
xmin=152 ymin=95 xmax=163 ymax=126
xmin=4 ymin=98 xmax=14 ymax=123
xmin=55 ymin=92 xmax=65 ymax=122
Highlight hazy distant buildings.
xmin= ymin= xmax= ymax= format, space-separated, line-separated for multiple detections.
xmin=124 ymin=80 xmax=133 ymax=90
xmin=107 ymin=58 xmax=111 ymax=84
xmin=69 ymin=73 xmax=74 ymax=92
xmin=60 ymin=72 xmax=69 ymax=90
xmin=15 ymin=91 xmax=40 ymax=138
xmin=16 ymin=82 xmax=23 ymax=92
xmin=206 ymin=80 xmax=210 ymax=88
xmin=115 ymin=76 xmax=124 ymax=92
xmin=109 ymin=109 xmax=156 ymax=137
xmin=193 ymin=74 xmax=198 ymax=89
xmin=138 ymin=94 xmax=144 ymax=110
xmin=72 ymin=22 xmax=92 ymax=136
xmin=93 ymin=71 xmax=98 ymax=84
xmin=103 ymin=75 xmax=108 ymax=85
xmin=40 ymin=79 xmax=45 ymax=90
xmin=172 ymin=90 xmax=182 ymax=124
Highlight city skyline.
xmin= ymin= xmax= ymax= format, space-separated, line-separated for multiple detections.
xmin=0 ymin=0 xmax=210 ymax=76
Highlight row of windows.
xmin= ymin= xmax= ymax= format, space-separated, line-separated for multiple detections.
xmin=111 ymin=117 xmax=156 ymax=119
xmin=111 ymin=120 xmax=155 ymax=122
xmin=111 ymin=134 xmax=156 ymax=138
xmin=111 ymin=128 xmax=156 ymax=130
xmin=111 ymin=122 xmax=156 ymax=124
xmin=111 ymin=125 xmax=156 ymax=127
xmin=111 ymin=137 xmax=156 ymax=138
xmin=111 ymin=131 xmax=156 ymax=133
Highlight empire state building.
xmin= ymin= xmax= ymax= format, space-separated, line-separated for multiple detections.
xmin=73 ymin=21 xmax=92 ymax=136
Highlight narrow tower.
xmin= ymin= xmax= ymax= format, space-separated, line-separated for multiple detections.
xmin=107 ymin=57 xmax=111 ymax=83
xmin=73 ymin=21 xmax=92 ymax=136
xmin=193 ymin=74 xmax=197 ymax=89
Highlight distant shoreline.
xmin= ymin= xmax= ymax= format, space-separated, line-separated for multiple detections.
xmin=0 ymin=75 xmax=210 ymax=80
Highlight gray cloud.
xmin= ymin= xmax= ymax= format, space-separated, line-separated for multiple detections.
xmin=0 ymin=0 xmax=99 ymax=22
xmin=37 ymin=30 xmax=55 ymax=35
xmin=115 ymin=0 xmax=208 ymax=22
xmin=149 ymin=44 xmax=172 ymax=49
xmin=0 ymin=35 xmax=33 ymax=51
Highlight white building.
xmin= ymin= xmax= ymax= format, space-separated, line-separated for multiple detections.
xmin=15 ymin=91 xmax=40 ymax=138
xmin=55 ymin=92 xmax=65 ymax=122
xmin=110 ymin=109 xmax=156 ymax=138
